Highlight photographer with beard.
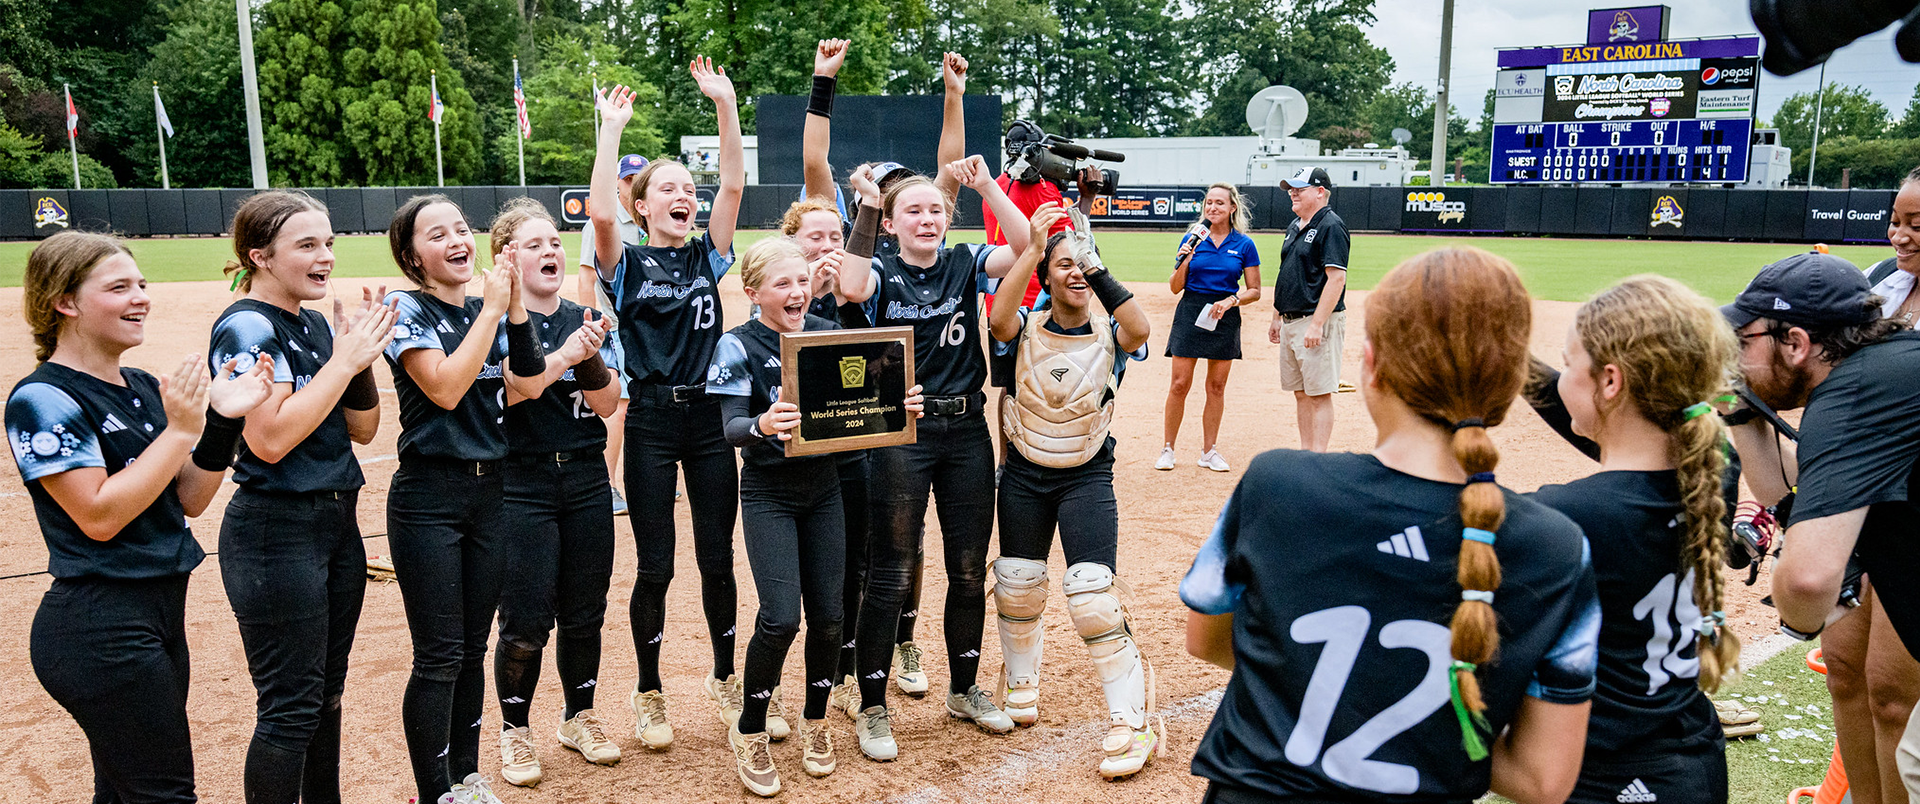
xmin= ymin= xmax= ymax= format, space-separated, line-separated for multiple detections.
xmin=1721 ymin=252 xmax=1920 ymax=801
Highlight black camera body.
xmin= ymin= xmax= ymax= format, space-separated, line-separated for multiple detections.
xmin=1003 ymin=120 xmax=1123 ymax=196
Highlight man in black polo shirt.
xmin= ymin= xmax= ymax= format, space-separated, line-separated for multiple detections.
xmin=1721 ymin=252 xmax=1920 ymax=801
xmin=1270 ymin=167 xmax=1349 ymax=451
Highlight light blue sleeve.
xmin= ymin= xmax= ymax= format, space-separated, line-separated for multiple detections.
xmin=1528 ymin=537 xmax=1601 ymax=703
xmin=210 ymin=310 xmax=296 ymax=383
xmin=7 ymin=383 xmax=104 ymax=481
xmin=1180 ymin=495 xmax=1245 ymax=615
xmin=706 ymin=333 xmax=753 ymax=397
xmin=704 ymin=231 xmax=735 ymax=281
xmin=383 ymin=290 xmax=445 ymax=360
xmin=971 ymin=244 xmax=1002 ymax=295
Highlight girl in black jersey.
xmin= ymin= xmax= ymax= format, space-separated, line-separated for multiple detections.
xmin=210 ymin=192 xmax=395 ymax=804
xmin=1528 ymin=275 xmax=1740 ymax=804
xmin=987 ymin=203 xmax=1155 ymax=779
xmin=383 ymin=195 xmax=545 ymax=804
xmin=834 ymin=156 xmax=1031 ymax=759
xmin=707 ymin=238 xmax=928 ymax=795
xmin=1181 ymin=247 xmax=1600 ymax=804
xmin=588 ymin=67 xmax=746 ymax=750
xmin=487 ymin=198 xmax=623 ymax=786
xmin=8 ymin=231 xmax=275 ymax=804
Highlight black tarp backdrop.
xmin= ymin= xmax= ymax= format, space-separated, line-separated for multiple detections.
xmin=3 ymin=186 xmax=1902 ymax=245
xmin=755 ymin=94 xmax=1005 ymax=187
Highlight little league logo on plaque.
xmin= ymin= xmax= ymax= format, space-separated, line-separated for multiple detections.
xmin=780 ymin=327 xmax=916 ymax=457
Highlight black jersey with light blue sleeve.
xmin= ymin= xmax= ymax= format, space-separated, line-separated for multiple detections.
xmin=862 ymin=244 xmax=999 ymax=397
xmin=599 ymin=231 xmax=733 ymax=388
xmin=382 ymin=289 xmax=509 ymax=461
xmin=6 ymin=363 xmax=202 ymax=580
xmin=1531 ymin=471 xmax=1722 ymax=759
xmin=708 ymin=315 xmax=840 ymax=468
xmin=209 ymin=299 xmax=365 ymax=493
xmin=506 ymin=299 xmax=613 ymax=455
xmin=1181 ymin=450 xmax=1599 ymax=801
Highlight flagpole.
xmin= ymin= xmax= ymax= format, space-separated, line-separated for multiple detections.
xmin=514 ymin=57 xmax=526 ymax=188
xmin=65 ymin=84 xmax=80 ymax=189
xmin=236 ymin=0 xmax=268 ymax=188
xmin=431 ymin=70 xmax=444 ymax=188
xmin=153 ymin=83 xmax=171 ymax=190
xmin=591 ymin=71 xmax=600 ymax=144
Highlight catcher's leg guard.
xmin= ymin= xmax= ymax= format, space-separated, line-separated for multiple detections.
xmin=1064 ymin=562 xmax=1159 ymax=779
xmin=992 ymin=558 xmax=1048 ymax=726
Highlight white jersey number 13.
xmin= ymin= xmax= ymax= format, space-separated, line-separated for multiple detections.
xmin=691 ymin=296 xmax=716 ymax=330
xmin=1286 ymin=605 xmax=1453 ymax=795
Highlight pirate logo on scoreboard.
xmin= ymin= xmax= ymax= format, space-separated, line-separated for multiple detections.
xmin=34 ymin=197 xmax=69 ymax=229
xmin=1608 ymin=10 xmax=1640 ymax=42
xmin=1651 ymin=196 xmax=1685 ymax=229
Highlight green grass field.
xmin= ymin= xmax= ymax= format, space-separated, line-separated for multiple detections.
xmin=0 ymin=230 xmax=1891 ymax=303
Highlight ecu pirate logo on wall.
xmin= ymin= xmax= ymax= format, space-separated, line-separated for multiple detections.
xmin=34 ymin=197 xmax=69 ymax=229
xmin=1609 ymin=10 xmax=1640 ymax=42
xmin=1651 ymin=196 xmax=1685 ymax=228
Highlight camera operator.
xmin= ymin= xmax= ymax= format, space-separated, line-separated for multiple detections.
xmin=1721 ymin=252 xmax=1920 ymax=803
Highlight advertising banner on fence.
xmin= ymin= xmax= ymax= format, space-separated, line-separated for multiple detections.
xmin=561 ymin=187 xmax=712 ymax=226
xmin=1063 ymin=186 xmax=1207 ymax=224
xmin=1401 ymin=190 xmax=1473 ymax=230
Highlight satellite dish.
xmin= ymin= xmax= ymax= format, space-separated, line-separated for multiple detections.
xmin=1245 ymin=85 xmax=1310 ymax=140
xmin=1391 ymin=127 xmax=1413 ymax=145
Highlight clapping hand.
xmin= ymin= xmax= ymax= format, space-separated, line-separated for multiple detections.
xmin=331 ymin=284 xmax=396 ymax=371
xmin=210 ymin=354 xmax=277 ymax=419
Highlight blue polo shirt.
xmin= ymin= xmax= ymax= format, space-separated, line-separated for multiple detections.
xmin=1181 ymin=230 xmax=1260 ymax=297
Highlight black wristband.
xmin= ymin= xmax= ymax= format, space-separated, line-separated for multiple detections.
xmin=1083 ymin=268 xmax=1134 ymax=313
xmin=808 ymin=75 xmax=836 ymax=118
xmin=506 ymin=319 xmax=546 ymax=377
xmin=342 ymin=367 xmax=380 ymax=411
xmin=574 ymin=352 xmax=613 ymax=391
xmin=848 ymin=203 xmax=880 ymax=259
xmin=191 ymin=408 xmax=246 ymax=472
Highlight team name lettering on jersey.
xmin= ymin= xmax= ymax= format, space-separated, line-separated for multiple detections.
xmin=635 ymin=276 xmax=713 ymax=301
xmin=884 ymin=297 xmax=962 ymax=320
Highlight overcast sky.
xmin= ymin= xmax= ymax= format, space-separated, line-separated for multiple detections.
xmin=1362 ymin=0 xmax=1920 ymax=131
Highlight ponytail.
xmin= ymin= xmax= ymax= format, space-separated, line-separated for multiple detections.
xmin=1448 ymin=422 xmax=1505 ymax=718
xmin=1676 ymin=403 xmax=1740 ymax=690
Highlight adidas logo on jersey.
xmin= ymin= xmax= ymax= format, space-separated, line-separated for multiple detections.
xmin=1376 ymin=526 xmax=1430 ymax=561
xmin=1617 ymin=779 xmax=1657 ymax=803
xmin=99 ymin=414 xmax=128 ymax=434
xmin=764 ymin=356 xmax=780 ymax=369
xmin=435 ymin=320 xmax=456 ymax=334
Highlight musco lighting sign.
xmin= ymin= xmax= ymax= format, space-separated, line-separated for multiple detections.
xmin=1404 ymin=192 xmax=1469 ymax=229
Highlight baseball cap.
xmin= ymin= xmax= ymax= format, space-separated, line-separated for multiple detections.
xmin=1281 ymin=167 xmax=1334 ymax=190
xmin=617 ymin=154 xmax=650 ymax=179
xmin=1721 ymin=251 xmax=1878 ymax=330
xmin=872 ymin=161 xmax=915 ymax=187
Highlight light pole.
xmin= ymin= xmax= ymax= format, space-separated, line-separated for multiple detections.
xmin=236 ymin=0 xmax=268 ymax=188
xmin=1430 ymin=0 xmax=1455 ymax=186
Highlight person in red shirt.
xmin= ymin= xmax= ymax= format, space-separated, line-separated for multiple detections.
xmin=982 ymin=168 xmax=1101 ymax=308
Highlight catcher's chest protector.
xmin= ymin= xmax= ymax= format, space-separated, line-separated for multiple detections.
xmin=1002 ymin=308 xmax=1117 ymax=468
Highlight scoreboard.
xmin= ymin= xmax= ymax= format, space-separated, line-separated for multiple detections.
xmin=1490 ymin=34 xmax=1760 ymax=185
xmin=1491 ymin=118 xmax=1751 ymax=183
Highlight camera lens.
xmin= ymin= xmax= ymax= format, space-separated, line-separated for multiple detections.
xmin=1751 ymin=0 xmax=1920 ymax=75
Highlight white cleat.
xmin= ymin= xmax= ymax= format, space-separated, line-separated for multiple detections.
xmin=1153 ymin=445 xmax=1176 ymax=470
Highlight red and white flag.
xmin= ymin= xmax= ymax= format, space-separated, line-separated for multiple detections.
xmin=64 ymin=85 xmax=77 ymax=136
xmin=513 ymin=69 xmax=530 ymax=139
xmin=428 ymin=81 xmax=444 ymax=123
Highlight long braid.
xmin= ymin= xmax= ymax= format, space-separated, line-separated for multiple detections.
xmin=1674 ymin=412 xmax=1740 ymax=689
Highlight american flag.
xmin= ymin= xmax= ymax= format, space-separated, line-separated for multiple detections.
xmin=428 ymin=84 xmax=444 ymax=123
xmin=514 ymin=70 xmax=530 ymax=139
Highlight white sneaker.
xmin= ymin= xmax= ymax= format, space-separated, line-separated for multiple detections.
xmin=1098 ymin=722 xmax=1161 ymax=780
xmin=892 ymin=642 xmax=929 ymax=697
xmin=459 ymin=773 xmax=507 ymax=804
xmin=498 ymin=726 xmax=542 ymax=787
xmin=1198 ymin=450 xmax=1230 ymax=472
xmin=828 ymin=674 xmax=859 ymax=721
xmin=946 ymin=684 xmax=1016 ymax=734
xmin=1153 ymin=445 xmax=1176 ymax=470
xmin=557 ymin=709 xmax=621 ymax=765
xmin=707 ymin=674 xmax=745 ymax=725
xmin=854 ymin=705 xmax=899 ymax=761
xmin=630 ymin=689 xmax=673 ymax=749
xmin=765 ymin=685 xmax=791 ymax=741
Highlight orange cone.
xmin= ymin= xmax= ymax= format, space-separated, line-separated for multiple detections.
xmin=1789 ymin=649 xmax=1849 ymax=804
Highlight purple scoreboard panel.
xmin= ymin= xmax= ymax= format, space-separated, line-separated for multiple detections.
xmin=1490 ymin=35 xmax=1760 ymax=185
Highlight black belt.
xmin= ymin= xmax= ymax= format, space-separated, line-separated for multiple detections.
xmin=401 ymin=456 xmax=501 ymax=476
xmin=1278 ymin=311 xmax=1313 ymax=322
xmin=236 ymin=487 xmax=353 ymax=502
xmin=924 ymin=392 xmax=985 ymax=418
xmin=636 ymin=382 xmax=709 ymax=404
xmin=508 ymin=449 xmax=594 ymax=464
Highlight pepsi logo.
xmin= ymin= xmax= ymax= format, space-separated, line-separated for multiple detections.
xmin=1701 ymin=67 xmax=1720 ymax=85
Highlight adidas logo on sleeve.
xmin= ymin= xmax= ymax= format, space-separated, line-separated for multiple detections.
xmin=1617 ymin=779 xmax=1657 ymax=803
xmin=1376 ymin=526 xmax=1430 ymax=561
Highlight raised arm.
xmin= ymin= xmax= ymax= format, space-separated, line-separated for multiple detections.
xmin=933 ymin=53 xmax=968 ymax=199
xmin=836 ymin=166 xmax=882 ymax=304
xmin=1170 ymin=226 xmax=1201 ymax=294
xmin=694 ymin=57 xmax=744 ymax=256
xmin=991 ymin=204 xmax=1063 ymax=343
xmin=803 ymin=39 xmax=848 ymax=201
xmin=589 ymin=86 xmax=638 ymax=275
xmin=954 ymin=156 xmax=1029 ymax=276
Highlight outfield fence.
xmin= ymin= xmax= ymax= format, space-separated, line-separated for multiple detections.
xmin=1 ymin=184 xmax=1899 ymax=244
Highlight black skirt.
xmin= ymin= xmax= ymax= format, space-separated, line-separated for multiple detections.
xmin=1166 ymin=290 xmax=1243 ymax=360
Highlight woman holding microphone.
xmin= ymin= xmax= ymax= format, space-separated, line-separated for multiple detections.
xmin=1159 ymin=184 xmax=1260 ymax=473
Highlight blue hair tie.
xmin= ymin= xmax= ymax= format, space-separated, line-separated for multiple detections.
xmin=1467 ymin=472 xmax=1495 ymax=484
xmin=1461 ymin=590 xmax=1494 ymax=605
xmin=1463 ymin=527 xmax=1496 ymax=545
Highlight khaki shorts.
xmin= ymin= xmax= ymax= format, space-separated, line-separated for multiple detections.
xmin=1277 ymin=310 xmax=1345 ymax=396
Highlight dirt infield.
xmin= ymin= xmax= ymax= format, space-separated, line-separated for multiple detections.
xmin=0 ymin=273 xmax=1780 ymax=803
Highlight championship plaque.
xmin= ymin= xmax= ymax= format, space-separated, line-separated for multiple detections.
xmin=779 ymin=327 xmax=916 ymax=457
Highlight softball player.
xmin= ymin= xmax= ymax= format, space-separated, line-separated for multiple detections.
xmin=383 ymin=195 xmax=545 ymax=804
xmin=1182 ymin=247 xmax=1600 ymax=804
xmin=209 ymin=191 xmax=394 ymax=804
xmin=588 ymin=65 xmax=746 ymax=748
xmin=9 ymin=231 xmax=274 ymax=803
xmin=832 ymin=155 xmax=1032 ymax=760
xmin=488 ymin=198 xmax=623 ymax=786
xmin=987 ymin=203 xmax=1154 ymax=778
xmin=1529 ymin=276 xmax=1740 ymax=804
